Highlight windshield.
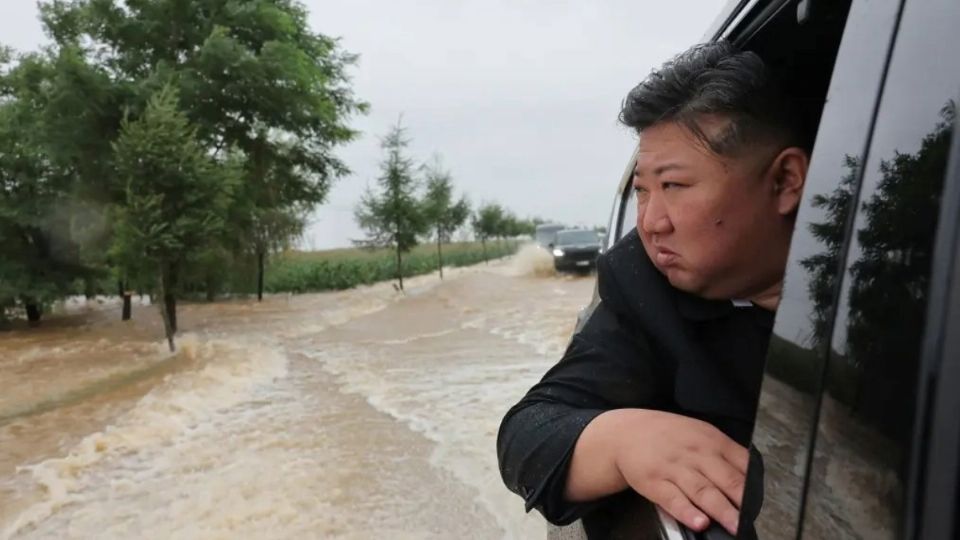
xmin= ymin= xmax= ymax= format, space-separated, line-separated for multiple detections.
xmin=555 ymin=230 xmax=599 ymax=245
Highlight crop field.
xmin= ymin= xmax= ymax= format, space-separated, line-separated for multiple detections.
xmin=265 ymin=241 xmax=521 ymax=293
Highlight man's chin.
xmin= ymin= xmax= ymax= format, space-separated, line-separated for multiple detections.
xmin=663 ymin=270 xmax=729 ymax=300
xmin=663 ymin=269 xmax=704 ymax=295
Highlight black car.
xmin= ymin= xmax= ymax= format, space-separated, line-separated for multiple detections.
xmin=552 ymin=0 xmax=960 ymax=538
xmin=550 ymin=229 xmax=602 ymax=273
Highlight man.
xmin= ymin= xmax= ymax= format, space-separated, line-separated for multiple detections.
xmin=497 ymin=41 xmax=810 ymax=538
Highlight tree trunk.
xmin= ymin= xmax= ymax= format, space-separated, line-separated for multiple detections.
xmin=164 ymin=263 xmax=179 ymax=333
xmin=257 ymin=250 xmax=265 ymax=302
xmin=437 ymin=227 xmax=444 ymax=280
xmin=119 ymin=280 xmax=132 ymax=321
xmin=158 ymin=264 xmax=176 ymax=352
xmin=25 ymin=302 xmax=41 ymax=326
xmin=84 ymin=278 xmax=96 ymax=300
xmin=205 ymin=273 xmax=216 ymax=302
xmin=396 ymin=246 xmax=404 ymax=291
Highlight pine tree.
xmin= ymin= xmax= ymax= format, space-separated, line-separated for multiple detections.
xmin=421 ymin=159 xmax=469 ymax=279
xmin=111 ymin=86 xmax=236 ymax=351
xmin=355 ymin=121 xmax=427 ymax=291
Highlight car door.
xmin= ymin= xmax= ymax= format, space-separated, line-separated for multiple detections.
xmin=783 ymin=0 xmax=960 ymax=538
xmin=742 ymin=0 xmax=904 ymax=537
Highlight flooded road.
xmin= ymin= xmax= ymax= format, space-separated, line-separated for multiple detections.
xmin=0 ymin=248 xmax=595 ymax=539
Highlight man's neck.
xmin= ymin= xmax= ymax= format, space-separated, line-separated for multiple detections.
xmin=747 ymin=281 xmax=782 ymax=311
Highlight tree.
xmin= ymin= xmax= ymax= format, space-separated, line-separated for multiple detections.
xmin=421 ymin=159 xmax=469 ymax=279
xmin=0 ymin=50 xmax=94 ymax=325
xmin=472 ymin=203 xmax=505 ymax=261
xmin=355 ymin=121 xmax=427 ymax=291
xmin=111 ymin=86 xmax=236 ymax=351
xmin=44 ymin=0 xmax=367 ymax=302
xmin=5 ymin=5 xmax=137 ymax=320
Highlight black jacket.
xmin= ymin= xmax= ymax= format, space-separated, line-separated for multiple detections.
xmin=496 ymin=230 xmax=773 ymax=538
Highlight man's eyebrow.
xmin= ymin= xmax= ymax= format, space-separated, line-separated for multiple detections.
xmin=633 ymin=163 xmax=687 ymax=177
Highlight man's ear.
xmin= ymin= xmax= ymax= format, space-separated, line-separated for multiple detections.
xmin=770 ymin=147 xmax=809 ymax=215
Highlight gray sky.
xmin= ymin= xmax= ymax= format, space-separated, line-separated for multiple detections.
xmin=1 ymin=0 xmax=724 ymax=249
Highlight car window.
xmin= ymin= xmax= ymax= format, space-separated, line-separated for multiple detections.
xmin=798 ymin=0 xmax=960 ymax=538
xmin=746 ymin=0 xmax=902 ymax=537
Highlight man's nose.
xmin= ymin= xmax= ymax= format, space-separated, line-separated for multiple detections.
xmin=639 ymin=193 xmax=673 ymax=234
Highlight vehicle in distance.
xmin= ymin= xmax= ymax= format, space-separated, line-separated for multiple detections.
xmin=535 ymin=223 xmax=566 ymax=248
xmin=550 ymin=229 xmax=601 ymax=273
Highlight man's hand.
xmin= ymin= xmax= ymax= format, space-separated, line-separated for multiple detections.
xmin=564 ymin=409 xmax=748 ymax=535
xmin=614 ymin=409 xmax=748 ymax=535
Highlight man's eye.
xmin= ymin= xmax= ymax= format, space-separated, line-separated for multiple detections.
xmin=662 ymin=182 xmax=684 ymax=190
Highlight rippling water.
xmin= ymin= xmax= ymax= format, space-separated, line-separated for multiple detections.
xmin=0 ymin=247 xmax=595 ymax=539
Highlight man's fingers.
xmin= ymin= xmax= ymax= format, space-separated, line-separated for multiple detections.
xmin=719 ymin=439 xmax=750 ymax=475
xmin=648 ymin=480 xmax=710 ymax=532
xmin=694 ymin=418 xmax=749 ymax=475
xmin=698 ymin=453 xmax=746 ymax=508
xmin=675 ymin=469 xmax=740 ymax=535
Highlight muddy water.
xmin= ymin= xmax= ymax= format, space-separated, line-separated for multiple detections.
xmin=0 ymin=247 xmax=595 ymax=539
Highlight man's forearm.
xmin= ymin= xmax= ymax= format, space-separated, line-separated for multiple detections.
xmin=563 ymin=409 xmax=635 ymax=502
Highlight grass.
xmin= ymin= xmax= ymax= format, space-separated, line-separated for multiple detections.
xmin=264 ymin=240 xmax=520 ymax=293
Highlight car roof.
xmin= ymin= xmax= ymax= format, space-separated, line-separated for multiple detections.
xmin=703 ymin=0 xmax=797 ymax=44
xmin=702 ymin=0 xmax=756 ymax=41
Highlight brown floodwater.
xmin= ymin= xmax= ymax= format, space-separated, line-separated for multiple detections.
xmin=0 ymin=247 xmax=595 ymax=539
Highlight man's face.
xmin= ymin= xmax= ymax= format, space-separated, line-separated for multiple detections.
xmin=632 ymin=118 xmax=800 ymax=300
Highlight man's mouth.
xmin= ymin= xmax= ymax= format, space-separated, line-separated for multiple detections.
xmin=654 ymin=247 xmax=678 ymax=265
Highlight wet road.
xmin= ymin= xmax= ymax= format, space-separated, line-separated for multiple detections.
xmin=0 ymin=248 xmax=596 ymax=539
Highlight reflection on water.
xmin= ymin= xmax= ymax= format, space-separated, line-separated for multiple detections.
xmin=1 ymin=249 xmax=594 ymax=539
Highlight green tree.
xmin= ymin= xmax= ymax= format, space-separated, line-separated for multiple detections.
xmin=421 ymin=159 xmax=469 ymax=279
xmin=111 ymin=86 xmax=236 ymax=351
xmin=44 ymin=0 xmax=366 ymax=301
xmin=0 ymin=49 xmax=95 ymax=325
xmin=472 ymin=203 xmax=505 ymax=261
xmin=7 ymin=5 xmax=136 ymax=315
xmin=355 ymin=121 xmax=427 ymax=291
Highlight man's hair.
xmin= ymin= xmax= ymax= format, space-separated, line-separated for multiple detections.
xmin=619 ymin=41 xmax=808 ymax=157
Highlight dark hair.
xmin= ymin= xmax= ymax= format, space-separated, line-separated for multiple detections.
xmin=619 ymin=41 xmax=808 ymax=156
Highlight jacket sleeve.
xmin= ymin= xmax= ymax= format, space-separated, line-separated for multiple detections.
xmin=496 ymin=256 xmax=665 ymax=525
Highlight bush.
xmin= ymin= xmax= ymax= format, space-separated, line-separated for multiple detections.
xmin=265 ymin=241 xmax=519 ymax=293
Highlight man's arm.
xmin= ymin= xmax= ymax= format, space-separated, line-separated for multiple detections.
xmin=497 ymin=245 xmax=751 ymax=535
xmin=497 ymin=298 xmax=749 ymax=534
xmin=496 ymin=298 xmax=662 ymax=524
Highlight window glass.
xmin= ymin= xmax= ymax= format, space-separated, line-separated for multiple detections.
xmin=800 ymin=1 xmax=960 ymax=538
xmin=747 ymin=0 xmax=901 ymax=537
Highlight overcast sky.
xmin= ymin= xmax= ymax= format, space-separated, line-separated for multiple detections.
xmin=1 ymin=0 xmax=725 ymax=249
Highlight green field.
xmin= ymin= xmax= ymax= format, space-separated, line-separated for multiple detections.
xmin=264 ymin=241 xmax=520 ymax=293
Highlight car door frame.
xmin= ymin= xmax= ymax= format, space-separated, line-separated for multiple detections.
xmin=907 ymin=63 xmax=960 ymax=539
